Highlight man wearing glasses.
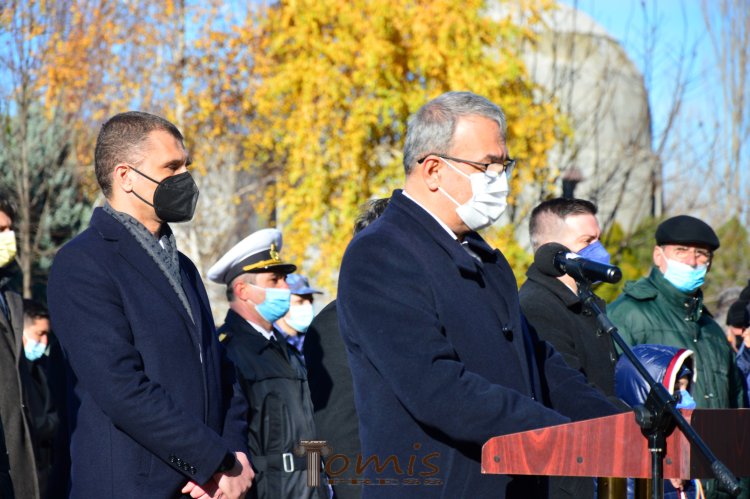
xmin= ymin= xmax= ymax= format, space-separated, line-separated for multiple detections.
xmin=609 ymin=215 xmax=744 ymax=412
xmin=609 ymin=216 xmax=747 ymax=498
xmin=337 ymin=91 xmax=618 ymax=499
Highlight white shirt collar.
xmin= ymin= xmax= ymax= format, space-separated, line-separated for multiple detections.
xmin=245 ymin=320 xmax=276 ymax=341
xmin=402 ymin=190 xmax=458 ymax=241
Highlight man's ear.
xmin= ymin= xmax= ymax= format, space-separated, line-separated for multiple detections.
xmin=418 ymin=156 xmax=444 ymax=192
xmin=113 ymin=163 xmax=134 ymax=193
xmin=653 ymin=245 xmax=665 ymax=270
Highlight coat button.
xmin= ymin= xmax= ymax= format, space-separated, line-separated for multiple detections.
xmin=190 ymin=466 xmax=197 ymax=475
xmin=169 ymin=455 xmax=176 ymax=464
xmin=502 ymin=327 xmax=513 ymax=341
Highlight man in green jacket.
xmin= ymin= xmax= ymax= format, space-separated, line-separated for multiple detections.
xmin=609 ymin=215 xmax=747 ymax=498
xmin=610 ymin=215 xmax=743 ymax=409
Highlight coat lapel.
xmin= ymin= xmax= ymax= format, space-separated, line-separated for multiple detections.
xmin=392 ymin=192 xmax=535 ymax=394
xmin=91 ymin=209 xmax=199 ymax=346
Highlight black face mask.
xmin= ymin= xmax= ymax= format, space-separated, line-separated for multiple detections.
xmin=129 ymin=167 xmax=199 ymax=223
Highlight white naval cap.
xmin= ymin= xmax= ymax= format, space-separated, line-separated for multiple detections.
xmin=207 ymin=228 xmax=297 ymax=285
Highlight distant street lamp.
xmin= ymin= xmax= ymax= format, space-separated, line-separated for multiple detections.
xmin=562 ymin=167 xmax=584 ymax=199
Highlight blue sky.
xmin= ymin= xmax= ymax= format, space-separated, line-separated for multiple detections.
xmin=559 ymin=0 xmax=712 ymax=140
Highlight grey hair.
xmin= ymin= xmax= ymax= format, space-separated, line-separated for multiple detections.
xmin=402 ymin=91 xmax=507 ymax=175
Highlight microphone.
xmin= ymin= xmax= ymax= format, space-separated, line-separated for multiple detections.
xmin=534 ymin=242 xmax=622 ymax=284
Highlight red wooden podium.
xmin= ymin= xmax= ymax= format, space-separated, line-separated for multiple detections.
xmin=482 ymin=409 xmax=750 ymax=479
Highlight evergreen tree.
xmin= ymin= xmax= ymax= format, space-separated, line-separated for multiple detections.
xmin=0 ymin=105 xmax=93 ymax=300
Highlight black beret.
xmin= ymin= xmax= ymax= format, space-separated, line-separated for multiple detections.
xmin=655 ymin=215 xmax=720 ymax=251
xmin=726 ymin=300 xmax=750 ymax=328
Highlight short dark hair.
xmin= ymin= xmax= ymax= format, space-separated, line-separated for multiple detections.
xmin=0 ymin=190 xmax=17 ymax=224
xmin=529 ymin=197 xmax=598 ymax=250
xmin=354 ymin=197 xmax=390 ymax=235
xmin=23 ymin=299 xmax=49 ymax=327
xmin=94 ymin=111 xmax=184 ymax=198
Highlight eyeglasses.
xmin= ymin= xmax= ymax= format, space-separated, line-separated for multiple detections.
xmin=417 ymin=154 xmax=516 ymax=176
xmin=663 ymin=245 xmax=712 ymax=265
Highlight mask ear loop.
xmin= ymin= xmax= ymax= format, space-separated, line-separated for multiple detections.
xmin=436 ymin=157 xmax=470 ymax=207
xmin=127 ymin=165 xmax=160 ymax=208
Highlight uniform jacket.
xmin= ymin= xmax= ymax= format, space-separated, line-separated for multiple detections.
xmin=0 ymin=282 xmax=40 ymax=499
xmin=218 ymin=309 xmax=326 ymax=499
xmin=337 ymin=190 xmax=619 ymax=499
xmin=47 ymin=208 xmax=248 ymax=499
xmin=608 ymin=267 xmax=744 ymax=409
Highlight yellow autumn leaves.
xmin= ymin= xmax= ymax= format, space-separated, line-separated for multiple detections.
xmin=5 ymin=0 xmax=564 ymax=293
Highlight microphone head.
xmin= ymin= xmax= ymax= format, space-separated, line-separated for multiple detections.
xmin=534 ymin=242 xmax=569 ymax=277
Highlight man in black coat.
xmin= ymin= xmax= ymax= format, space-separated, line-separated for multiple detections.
xmin=0 ymin=195 xmax=39 ymax=499
xmin=48 ymin=112 xmax=252 ymax=499
xmin=519 ymin=198 xmax=626 ymax=498
xmin=303 ymin=198 xmax=389 ymax=499
xmin=208 ymin=229 xmax=326 ymax=499
xmin=337 ymin=92 xmax=619 ymax=499
xmin=520 ymin=198 xmax=621 ymax=400
xmin=20 ymin=300 xmax=59 ymax=499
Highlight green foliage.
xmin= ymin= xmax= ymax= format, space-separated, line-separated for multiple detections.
xmin=0 ymin=106 xmax=93 ymax=300
xmin=597 ymin=219 xmax=658 ymax=303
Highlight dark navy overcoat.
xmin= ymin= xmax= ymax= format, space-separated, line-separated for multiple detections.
xmin=337 ymin=190 xmax=618 ymax=498
xmin=47 ymin=208 xmax=247 ymax=498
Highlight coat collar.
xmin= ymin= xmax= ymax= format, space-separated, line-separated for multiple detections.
xmin=89 ymin=208 xmax=198 ymax=335
xmin=525 ymin=262 xmax=580 ymax=308
xmin=390 ymin=190 xmax=489 ymax=275
xmin=222 ymin=309 xmax=290 ymax=358
xmin=624 ymin=266 xmax=704 ymax=321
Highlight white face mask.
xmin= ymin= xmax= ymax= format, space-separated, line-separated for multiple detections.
xmin=437 ymin=158 xmax=509 ymax=231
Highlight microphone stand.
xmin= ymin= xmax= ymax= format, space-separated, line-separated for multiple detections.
xmin=575 ymin=279 xmax=741 ymax=499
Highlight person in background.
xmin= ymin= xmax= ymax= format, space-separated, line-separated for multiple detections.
xmin=608 ymin=215 xmax=746 ymax=498
xmin=0 ymin=194 xmax=39 ymax=499
xmin=608 ymin=215 xmax=744 ymax=409
xmin=521 ymin=198 xmax=622 ymax=401
xmin=276 ymin=273 xmax=323 ymax=359
xmin=303 ymin=197 xmax=390 ymax=499
xmin=615 ymin=344 xmax=703 ymax=499
xmin=208 ymin=229 xmax=326 ymax=499
xmin=725 ymin=299 xmax=750 ymax=406
xmin=520 ymin=197 xmax=627 ymax=498
xmin=20 ymin=300 xmax=59 ymax=499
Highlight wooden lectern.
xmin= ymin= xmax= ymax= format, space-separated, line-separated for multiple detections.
xmin=483 ymin=409 xmax=750 ymax=481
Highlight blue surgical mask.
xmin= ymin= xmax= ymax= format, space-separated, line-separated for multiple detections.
xmin=577 ymin=240 xmax=611 ymax=266
xmin=675 ymin=389 xmax=696 ymax=409
xmin=252 ymin=286 xmax=291 ymax=323
xmin=285 ymin=304 xmax=314 ymax=333
xmin=24 ymin=338 xmax=46 ymax=362
xmin=661 ymin=252 xmax=707 ymax=293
